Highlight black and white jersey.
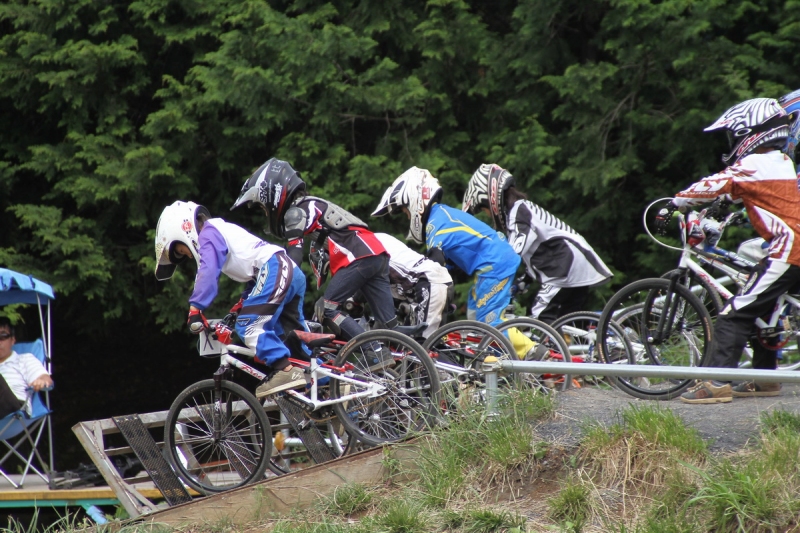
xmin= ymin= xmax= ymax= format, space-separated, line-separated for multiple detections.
xmin=507 ymin=200 xmax=612 ymax=288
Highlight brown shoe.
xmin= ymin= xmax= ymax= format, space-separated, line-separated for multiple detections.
xmin=256 ymin=368 xmax=306 ymax=398
xmin=680 ymin=381 xmax=732 ymax=404
xmin=731 ymin=381 xmax=781 ymax=397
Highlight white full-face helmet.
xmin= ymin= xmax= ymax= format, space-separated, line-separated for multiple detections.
xmin=704 ymin=97 xmax=791 ymax=166
xmin=371 ymin=167 xmax=442 ymax=244
xmin=154 ymin=200 xmax=211 ymax=281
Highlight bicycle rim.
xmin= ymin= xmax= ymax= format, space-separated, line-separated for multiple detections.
xmin=164 ymin=379 xmax=272 ymax=494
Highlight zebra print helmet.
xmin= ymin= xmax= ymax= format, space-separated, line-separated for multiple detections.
xmin=463 ymin=164 xmax=515 ymax=232
xmin=704 ymin=98 xmax=791 ymax=166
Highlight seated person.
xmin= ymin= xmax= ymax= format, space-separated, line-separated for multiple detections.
xmin=0 ymin=317 xmax=53 ymax=418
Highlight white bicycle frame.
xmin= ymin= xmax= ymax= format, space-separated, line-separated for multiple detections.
xmin=198 ymin=327 xmax=388 ymax=411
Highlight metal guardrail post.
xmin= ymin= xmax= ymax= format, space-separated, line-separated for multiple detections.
xmin=482 ymin=356 xmax=500 ymax=417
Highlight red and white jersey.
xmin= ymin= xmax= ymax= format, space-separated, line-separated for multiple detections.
xmin=286 ymin=197 xmax=386 ymax=274
xmin=673 ymin=151 xmax=800 ymax=266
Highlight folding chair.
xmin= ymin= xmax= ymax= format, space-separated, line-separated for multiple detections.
xmin=0 ymin=338 xmax=53 ymax=488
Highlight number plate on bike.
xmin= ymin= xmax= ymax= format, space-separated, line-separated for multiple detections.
xmin=197 ymin=320 xmax=225 ymax=356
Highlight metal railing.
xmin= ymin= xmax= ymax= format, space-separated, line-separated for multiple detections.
xmin=480 ymin=357 xmax=800 ymax=414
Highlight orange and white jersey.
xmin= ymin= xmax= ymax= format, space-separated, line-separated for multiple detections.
xmin=673 ymin=151 xmax=800 ymax=265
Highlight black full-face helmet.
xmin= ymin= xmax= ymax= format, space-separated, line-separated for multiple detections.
xmin=462 ymin=163 xmax=515 ymax=232
xmin=231 ymin=158 xmax=306 ymax=237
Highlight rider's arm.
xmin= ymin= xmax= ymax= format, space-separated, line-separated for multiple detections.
xmin=672 ymin=166 xmax=737 ymax=210
xmin=189 ymin=223 xmax=227 ymax=310
xmin=284 ymin=205 xmax=308 ymax=266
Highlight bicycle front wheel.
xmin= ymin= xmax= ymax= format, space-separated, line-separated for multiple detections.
xmin=597 ymin=278 xmax=714 ymax=400
xmin=164 ymin=379 xmax=272 ymax=494
xmin=331 ymin=330 xmax=441 ymax=446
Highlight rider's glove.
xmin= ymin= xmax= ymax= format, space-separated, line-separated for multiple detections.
xmin=187 ymin=309 xmax=210 ymax=334
xmin=229 ymin=297 xmax=244 ymax=315
xmin=654 ymin=203 xmax=677 ymax=236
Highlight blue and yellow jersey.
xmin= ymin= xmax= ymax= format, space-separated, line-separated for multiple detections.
xmin=426 ymin=204 xmax=520 ymax=277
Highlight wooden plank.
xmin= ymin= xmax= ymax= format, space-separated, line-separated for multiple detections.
xmin=133 ymin=441 xmax=423 ymax=527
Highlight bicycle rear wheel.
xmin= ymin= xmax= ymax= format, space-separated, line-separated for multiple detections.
xmin=164 ymin=379 xmax=272 ymax=494
xmin=597 ymin=278 xmax=714 ymax=400
xmin=495 ymin=317 xmax=573 ymax=391
xmin=331 ymin=330 xmax=441 ymax=446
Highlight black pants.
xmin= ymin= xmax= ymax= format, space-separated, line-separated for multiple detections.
xmin=534 ymin=286 xmax=590 ymax=325
xmin=710 ymin=261 xmax=800 ymax=369
xmin=0 ymin=376 xmax=23 ymax=419
xmin=324 ymin=254 xmax=398 ymax=340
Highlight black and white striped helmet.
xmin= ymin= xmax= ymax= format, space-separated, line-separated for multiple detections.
xmin=705 ymin=98 xmax=791 ymax=166
xmin=462 ymin=164 xmax=515 ymax=232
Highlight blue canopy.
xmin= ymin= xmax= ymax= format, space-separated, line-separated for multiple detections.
xmin=0 ymin=268 xmax=55 ymax=306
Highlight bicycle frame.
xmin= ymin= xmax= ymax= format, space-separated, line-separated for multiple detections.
xmin=200 ymin=329 xmax=390 ymax=412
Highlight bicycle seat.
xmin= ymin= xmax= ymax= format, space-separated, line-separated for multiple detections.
xmin=288 ymin=330 xmax=337 ymax=348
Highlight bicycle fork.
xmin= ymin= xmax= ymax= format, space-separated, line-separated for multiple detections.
xmin=212 ymin=364 xmax=232 ymax=441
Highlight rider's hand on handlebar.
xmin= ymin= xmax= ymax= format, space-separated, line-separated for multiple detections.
xmin=654 ymin=203 xmax=677 ymax=236
xmin=187 ymin=308 xmax=210 ymax=334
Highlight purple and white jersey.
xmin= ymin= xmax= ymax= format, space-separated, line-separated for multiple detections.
xmin=189 ymin=219 xmax=286 ymax=310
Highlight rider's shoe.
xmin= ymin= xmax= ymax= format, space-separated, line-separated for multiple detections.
xmin=731 ymin=381 xmax=781 ymax=397
xmin=357 ymin=346 xmax=396 ymax=372
xmin=679 ymin=380 xmax=732 ymax=404
xmin=524 ymin=342 xmax=550 ymax=361
xmin=256 ymin=368 xmax=306 ymax=398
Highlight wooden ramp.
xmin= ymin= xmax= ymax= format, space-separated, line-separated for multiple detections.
xmin=131 ymin=442 xmax=422 ymax=528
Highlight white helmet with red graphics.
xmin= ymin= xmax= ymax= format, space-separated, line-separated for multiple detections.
xmin=371 ymin=167 xmax=442 ymax=244
xmin=704 ymin=97 xmax=791 ymax=166
xmin=154 ymin=200 xmax=210 ymax=281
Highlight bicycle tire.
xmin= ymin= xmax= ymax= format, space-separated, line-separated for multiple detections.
xmin=164 ymin=379 xmax=272 ymax=494
xmin=330 ymin=330 xmax=441 ymax=446
xmin=422 ymin=320 xmax=516 ymax=410
xmin=661 ymin=268 xmax=725 ymax=318
xmin=495 ymin=317 xmax=573 ymax=392
xmin=597 ymin=278 xmax=714 ymax=401
xmin=551 ymin=311 xmax=634 ymax=387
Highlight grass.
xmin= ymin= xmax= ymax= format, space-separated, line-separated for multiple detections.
xmin=20 ymin=399 xmax=800 ymax=533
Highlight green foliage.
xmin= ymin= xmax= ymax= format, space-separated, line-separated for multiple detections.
xmin=2 ymin=0 xmax=800 ymax=338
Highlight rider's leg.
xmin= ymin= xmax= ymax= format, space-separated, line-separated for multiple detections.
xmin=350 ymin=253 xmax=399 ymax=330
xmin=532 ymin=286 xmax=589 ymax=324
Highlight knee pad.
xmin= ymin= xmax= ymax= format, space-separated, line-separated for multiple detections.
xmin=316 ymin=297 xmax=346 ymax=337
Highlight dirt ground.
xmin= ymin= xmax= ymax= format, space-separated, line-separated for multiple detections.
xmin=535 ymin=381 xmax=800 ymax=454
